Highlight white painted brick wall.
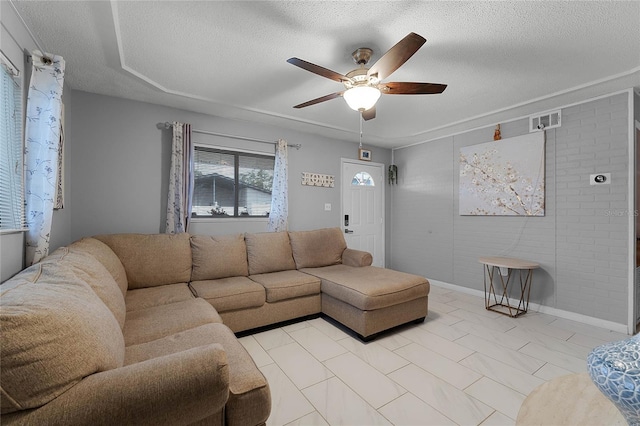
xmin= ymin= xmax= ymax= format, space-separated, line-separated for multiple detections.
xmin=391 ymin=92 xmax=630 ymax=324
xmin=554 ymin=93 xmax=628 ymax=322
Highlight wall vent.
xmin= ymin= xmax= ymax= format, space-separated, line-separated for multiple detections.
xmin=529 ymin=110 xmax=561 ymax=132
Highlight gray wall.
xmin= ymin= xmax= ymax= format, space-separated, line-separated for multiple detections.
xmin=49 ymin=89 xmax=73 ymax=253
xmin=67 ymin=90 xmax=392 ymax=260
xmin=635 ymin=91 xmax=640 ymax=239
xmin=391 ymin=92 xmax=631 ymax=325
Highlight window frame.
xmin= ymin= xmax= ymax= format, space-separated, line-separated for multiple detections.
xmin=351 ymin=171 xmax=376 ymax=186
xmin=0 ymin=52 xmax=26 ymax=234
xmin=191 ymin=144 xmax=275 ymax=220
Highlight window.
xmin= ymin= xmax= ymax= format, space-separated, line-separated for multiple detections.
xmin=351 ymin=171 xmax=375 ymax=186
xmin=0 ymin=57 xmax=25 ymax=231
xmin=192 ymin=146 xmax=274 ymax=218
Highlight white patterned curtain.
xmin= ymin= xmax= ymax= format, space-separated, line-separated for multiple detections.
xmin=54 ymin=104 xmax=65 ymax=209
xmin=25 ymin=51 xmax=65 ymax=266
xmin=165 ymin=122 xmax=193 ymax=233
xmin=268 ymin=139 xmax=288 ymax=232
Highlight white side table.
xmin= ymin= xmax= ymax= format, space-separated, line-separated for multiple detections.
xmin=478 ymin=256 xmax=539 ymax=318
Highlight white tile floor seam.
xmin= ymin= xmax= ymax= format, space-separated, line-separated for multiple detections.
xmin=238 ymin=285 xmax=629 ymax=426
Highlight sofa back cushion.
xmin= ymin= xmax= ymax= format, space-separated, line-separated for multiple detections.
xmin=0 ymin=262 xmax=125 ymax=414
xmin=245 ymin=232 xmax=296 ymax=275
xmin=191 ymin=234 xmax=249 ymax=280
xmin=288 ymin=228 xmax=347 ymax=269
xmin=46 ymin=246 xmax=127 ymax=329
xmin=95 ymin=233 xmax=192 ymax=289
xmin=68 ymin=237 xmax=128 ymax=296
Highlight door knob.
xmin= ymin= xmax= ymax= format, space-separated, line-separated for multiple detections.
xmin=345 ymin=229 xmax=354 ymax=234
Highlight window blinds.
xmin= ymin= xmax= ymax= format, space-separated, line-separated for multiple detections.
xmin=0 ymin=61 xmax=25 ymax=231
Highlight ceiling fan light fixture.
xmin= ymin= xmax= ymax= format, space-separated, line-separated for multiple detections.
xmin=288 ymin=33 xmax=445 ymax=119
xmin=343 ymin=86 xmax=381 ymax=111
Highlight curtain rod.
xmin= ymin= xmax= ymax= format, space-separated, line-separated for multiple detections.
xmin=163 ymin=122 xmax=301 ymax=150
xmin=0 ymin=51 xmax=20 ymax=77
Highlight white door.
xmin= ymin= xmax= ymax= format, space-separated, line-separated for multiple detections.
xmin=341 ymin=159 xmax=385 ymax=267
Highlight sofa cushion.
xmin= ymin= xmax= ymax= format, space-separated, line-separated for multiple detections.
xmin=191 ymin=277 xmax=266 ymax=313
xmin=191 ymin=234 xmax=248 ymax=280
xmin=0 ymin=262 xmax=124 ymax=414
xmin=124 ymin=323 xmax=270 ymax=426
xmin=249 ymin=270 xmax=321 ymax=303
xmin=288 ymin=228 xmax=347 ymax=269
xmin=125 ymin=283 xmax=195 ymax=312
xmin=245 ymin=231 xmax=296 ymax=275
xmin=207 ymin=324 xmax=271 ymax=426
xmin=95 ymin=233 xmax=192 ymax=289
xmin=46 ymin=247 xmax=127 ymax=329
xmin=123 ymin=298 xmax=222 ymax=346
xmin=302 ymin=265 xmax=430 ymax=311
xmin=123 ymin=323 xmax=219 ymax=365
xmin=68 ymin=237 xmax=128 ymax=296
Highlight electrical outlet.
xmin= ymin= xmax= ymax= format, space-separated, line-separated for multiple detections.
xmin=324 ymin=203 xmax=331 ymax=211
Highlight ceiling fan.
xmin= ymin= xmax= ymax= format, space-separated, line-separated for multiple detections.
xmin=287 ymin=32 xmax=447 ymax=121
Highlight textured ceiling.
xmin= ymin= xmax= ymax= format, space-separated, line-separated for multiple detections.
xmin=11 ymin=0 xmax=640 ymax=148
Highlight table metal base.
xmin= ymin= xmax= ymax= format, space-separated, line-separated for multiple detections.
xmin=483 ymin=264 xmax=533 ymax=317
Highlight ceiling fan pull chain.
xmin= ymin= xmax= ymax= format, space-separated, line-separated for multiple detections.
xmin=359 ymin=114 xmax=363 ymax=148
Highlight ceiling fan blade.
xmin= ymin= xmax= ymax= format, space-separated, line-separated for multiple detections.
xmin=380 ymin=82 xmax=447 ymax=95
xmin=362 ymin=106 xmax=376 ymax=121
xmin=367 ymin=32 xmax=426 ymax=81
xmin=287 ymin=58 xmax=351 ymax=83
xmin=293 ymin=91 xmax=344 ymax=109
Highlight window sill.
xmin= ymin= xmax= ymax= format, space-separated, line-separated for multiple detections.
xmin=190 ymin=217 xmax=269 ymax=224
xmin=0 ymin=228 xmax=28 ymax=236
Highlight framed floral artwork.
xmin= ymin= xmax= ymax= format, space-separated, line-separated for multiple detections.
xmin=459 ymin=132 xmax=545 ymax=216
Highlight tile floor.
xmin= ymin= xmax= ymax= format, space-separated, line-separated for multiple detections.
xmin=238 ymin=285 xmax=628 ymax=426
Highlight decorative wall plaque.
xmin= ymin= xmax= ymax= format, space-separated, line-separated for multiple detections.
xmin=301 ymin=172 xmax=334 ymax=188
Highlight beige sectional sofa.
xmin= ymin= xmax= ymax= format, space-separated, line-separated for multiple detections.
xmin=1 ymin=227 xmax=429 ymax=425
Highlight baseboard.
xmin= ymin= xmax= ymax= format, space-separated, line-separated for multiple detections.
xmin=427 ymin=279 xmax=629 ymax=335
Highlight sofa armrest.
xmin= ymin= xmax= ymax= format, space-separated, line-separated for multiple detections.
xmin=5 ymin=344 xmax=229 ymax=426
xmin=342 ymin=248 xmax=373 ymax=267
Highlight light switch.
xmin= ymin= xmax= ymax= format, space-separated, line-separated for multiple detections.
xmin=324 ymin=203 xmax=331 ymax=211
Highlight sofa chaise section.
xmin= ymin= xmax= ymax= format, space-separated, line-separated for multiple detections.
xmin=289 ymin=228 xmax=430 ymax=340
xmin=303 ymin=264 xmax=430 ymax=340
